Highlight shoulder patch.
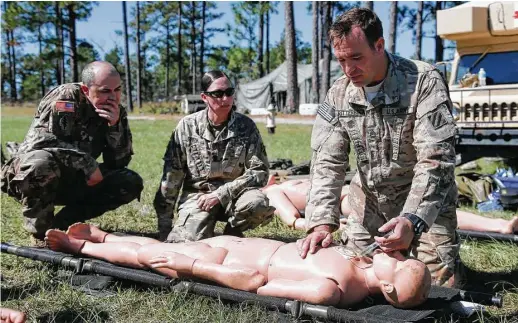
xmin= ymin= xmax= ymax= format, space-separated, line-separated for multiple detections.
xmin=55 ymin=101 xmax=76 ymax=113
xmin=428 ymin=108 xmax=447 ymax=129
xmin=317 ymin=102 xmax=338 ymax=125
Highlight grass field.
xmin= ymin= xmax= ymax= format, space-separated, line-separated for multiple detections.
xmin=1 ymin=109 xmax=517 ymax=323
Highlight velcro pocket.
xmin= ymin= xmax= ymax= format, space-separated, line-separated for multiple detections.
xmin=50 ymin=111 xmax=75 ymax=137
xmin=415 ymin=89 xmax=450 ymax=119
xmin=310 ymin=119 xmax=334 ymax=151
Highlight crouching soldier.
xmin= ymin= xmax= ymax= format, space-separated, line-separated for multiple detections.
xmin=1 ymin=61 xmax=143 ymax=243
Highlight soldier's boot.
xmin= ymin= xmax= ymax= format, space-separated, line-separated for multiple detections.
xmin=30 ymin=235 xmax=48 ymax=248
xmin=223 ymin=223 xmax=244 ymax=238
xmin=23 ymin=208 xmax=55 ymax=248
xmin=451 ymin=258 xmax=467 ymax=289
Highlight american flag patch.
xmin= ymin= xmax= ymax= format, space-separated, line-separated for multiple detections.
xmin=55 ymin=101 xmax=75 ymax=112
xmin=317 ymin=102 xmax=337 ymax=125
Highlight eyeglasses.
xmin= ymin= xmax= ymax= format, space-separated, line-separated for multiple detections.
xmin=204 ymin=87 xmax=235 ymax=98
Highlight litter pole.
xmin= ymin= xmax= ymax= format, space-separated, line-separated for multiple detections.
xmin=457 ymin=230 xmax=518 ymax=243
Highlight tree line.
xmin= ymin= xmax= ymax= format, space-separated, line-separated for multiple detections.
xmin=1 ymin=1 xmax=461 ymax=112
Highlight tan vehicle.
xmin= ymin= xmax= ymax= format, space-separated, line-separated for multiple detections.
xmin=175 ymin=94 xmax=206 ymax=114
xmin=437 ymin=1 xmax=518 ymax=164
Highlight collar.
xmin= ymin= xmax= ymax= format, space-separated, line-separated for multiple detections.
xmin=200 ymin=108 xmax=237 ymax=142
xmin=347 ymin=51 xmax=401 ymax=109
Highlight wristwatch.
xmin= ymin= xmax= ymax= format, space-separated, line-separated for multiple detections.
xmin=402 ymin=213 xmax=428 ymax=237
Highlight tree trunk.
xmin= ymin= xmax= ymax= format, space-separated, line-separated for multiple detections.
xmin=321 ymin=2 xmax=332 ymax=100
xmin=363 ymin=1 xmax=373 ymax=10
xmin=415 ymin=1 xmax=423 ymax=60
xmin=311 ymin=1 xmax=319 ymax=104
xmin=191 ymin=1 xmax=196 ymax=94
xmin=266 ymin=9 xmax=270 ymax=74
xmin=319 ymin=3 xmax=324 ymax=60
xmin=136 ymin=1 xmax=142 ymax=109
xmin=176 ymin=4 xmax=182 ymax=94
xmin=122 ymin=1 xmax=133 ymax=112
xmin=4 ymin=2 xmax=16 ymax=101
xmin=59 ymin=7 xmax=65 ymax=84
xmin=165 ymin=22 xmax=170 ymax=99
xmin=258 ymin=4 xmax=264 ymax=77
xmin=435 ymin=1 xmax=444 ymax=62
xmin=67 ymin=3 xmax=78 ymax=82
xmin=9 ymin=29 xmax=17 ymax=101
xmin=38 ymin=25 xmax=45 ymax=97
xmin=200 ymin=1 xmax=206 ymax=81
xmin=388 ymin=2 xmax=398 ymax=54
xmin=54 ymin=3 xmax=64 ymax=85
xmin=284 ymin=1 xmax=298 ymax=113
xmin=4 ymin=26 xmax=13 ymax=99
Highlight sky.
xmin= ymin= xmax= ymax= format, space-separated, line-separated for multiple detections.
xmin=27 ymin=1 xmax=443 ymax=63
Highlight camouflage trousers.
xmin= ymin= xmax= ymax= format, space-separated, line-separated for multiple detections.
xmin=1 ymin=150 xmax=143 ymax=238
xmin=342 ymin=205 xmax=460 ymax=287
xmin=155 ymin=188 xmax=275 ymax=242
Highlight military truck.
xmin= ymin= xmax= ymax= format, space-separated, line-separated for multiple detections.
xmin=174 ymin=94 xmax=206 ymax=114
xmin=437 ymin=1 xmax=518 ymax=164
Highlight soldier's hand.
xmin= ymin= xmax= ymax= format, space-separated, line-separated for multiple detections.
xmin=197 ymin=193 xmax=220 ymax=211
xmin=95 ymin=103 xmax=120 ymax=126
xmin=374 ymin=217 xmax=414 ymax=252
xmin=86 ymin=167 xmax=103 ymax=186
xmin=297 ymin=225 xmax=334 ymax=259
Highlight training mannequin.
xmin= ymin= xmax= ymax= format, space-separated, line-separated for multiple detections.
xmin=263 ymin=179 xmax=518 ymax=234
xmin=45 ymin=223 xmax=431 ymax=309
xmin=262 ymin=179 xmax=350 ymax=230
xmin=0 ymin=307 xmax=26 ymax=323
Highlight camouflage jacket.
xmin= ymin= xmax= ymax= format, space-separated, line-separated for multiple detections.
xmin=159 ymin=109 xmax=269 ymax=207
xmin=15 ymin=83 xmax=133 ymax=177
xmin=306 ymin=53 xmax=457 ymax=232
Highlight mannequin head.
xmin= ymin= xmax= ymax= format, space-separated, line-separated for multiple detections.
xmin=371 ymin=251 xmax=431 ymax=308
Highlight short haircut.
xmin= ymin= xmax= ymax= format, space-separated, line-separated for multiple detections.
xmin=329 ymin=8 xmax=383 ymax=49
xmin=201 ymin=70 xmax=230 ymax=92
xmin=81 ymin=61 xmax=119 ymax=87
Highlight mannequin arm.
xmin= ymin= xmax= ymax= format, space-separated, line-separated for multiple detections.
xmin=150 ymin=252 xmax=266 ymax=292
xmin=257 ymin=278 xmax=341 ymax=306
xmin=192 ymin=262 xmax=266 ymax=292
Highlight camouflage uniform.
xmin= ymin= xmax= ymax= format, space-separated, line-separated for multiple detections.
xmin=154 ymin=109 xmax=274 ymax=242
xmin=306 ymin=53 xmax=459 ymax=286
xmin=1 ymin=83 xmax=143 ymax=237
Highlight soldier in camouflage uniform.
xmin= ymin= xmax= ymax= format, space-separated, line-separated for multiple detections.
xmin=154 ymin=70 xmax=274 ymax=242
xmin=1 ymin=61 xmax=143 ymax=240
xmin=297 ymin=9 xmax=459 ymax=287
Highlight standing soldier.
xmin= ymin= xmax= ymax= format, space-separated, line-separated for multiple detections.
xmin=297 ymin=8 xmax=459 ymax=287
xmin=1 ymin=61 xmax=143 ymax=243
xmin=154 ymin=70 xmax=274 ymax=242
xmin=265 ymin=99 xmax=277 ymax=135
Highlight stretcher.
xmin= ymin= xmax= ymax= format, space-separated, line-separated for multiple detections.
xmin=1 ymin=242 xmax=503 ymax=323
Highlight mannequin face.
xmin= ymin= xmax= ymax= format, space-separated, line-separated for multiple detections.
xmin=372 ymin=251 xmax=431 ymax=308
xmin=371 ymin=251 xmax=401 ymax=281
